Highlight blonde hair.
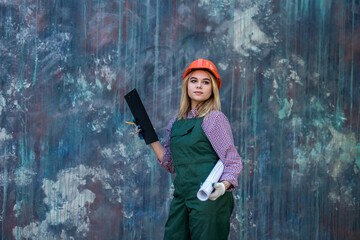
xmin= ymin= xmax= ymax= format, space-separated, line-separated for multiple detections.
xmin=177 ymin=71 xmax=221 ymax=120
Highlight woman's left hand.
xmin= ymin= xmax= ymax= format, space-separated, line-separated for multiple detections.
xmin=209 ymin=182 xmax=226 ymax=200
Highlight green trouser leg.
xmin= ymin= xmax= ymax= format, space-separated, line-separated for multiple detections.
xmin=164 ymin=192 xmax=234 ymax=240
xmin=164 ymin=117 xmax=234 ymax=240
xmin=164 ymin=197 xmax=190 ymax=240
xmin=188 ymin=192 xmax=234 ymax=240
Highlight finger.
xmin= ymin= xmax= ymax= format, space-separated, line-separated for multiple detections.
xmin=214 ymin=182 xmax=225 ymax=190
xmin=213 ymin=183 xmax=221 ymax=189
xmin=209 ymin=192 xmax=219 ymax=201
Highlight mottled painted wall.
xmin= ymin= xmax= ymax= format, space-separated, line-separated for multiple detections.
xmin=1 ymin=0 xmax=359 ymax=239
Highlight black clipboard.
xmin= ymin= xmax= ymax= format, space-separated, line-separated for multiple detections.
xmin=124 ymin=88 xmax=159 ymax=145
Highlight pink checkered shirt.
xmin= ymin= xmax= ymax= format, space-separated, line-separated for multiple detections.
xmin=157 ymin=108 xmax=242 ymax=190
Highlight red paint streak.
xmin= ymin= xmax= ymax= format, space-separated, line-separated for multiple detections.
xmin=36 ymin=9 xmax=46 ymax=32
xmin=232 ymin=60 xmax=241 ymax=112
xmin=171 ymin=0 xmax=178 ymax=47
xmin=83 ymin=6 xmax=121 ymax=52
xmin=55 ymin=66 xmax=63 ymax=84
xmin=19 ymin=1 xmax=47 ymax=33
xmin=335 ymin=1 xmax=360 ymax=64
xmin=344 ymin=27 xmax=360 ymax=64
xmin=122 ymin=1 xmax=127 ymax=43
xmin=87 ymin=180 xmax=124 ymax=239
xmin=32 ymin=100 xmax=49 ymax=164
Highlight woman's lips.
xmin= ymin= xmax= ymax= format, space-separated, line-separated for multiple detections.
xmin=194 ymin=91 xmax=203 ymax=95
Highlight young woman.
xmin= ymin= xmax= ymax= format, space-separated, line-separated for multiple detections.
xmin=150 ymin=59 xmax=242 ymax=240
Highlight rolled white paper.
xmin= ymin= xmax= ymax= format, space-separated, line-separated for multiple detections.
xmin=197 ymin=160 xmax=224 ymax=201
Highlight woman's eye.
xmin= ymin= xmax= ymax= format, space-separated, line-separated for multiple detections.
xmin=204 ymin=81 xmax=210 ymax=85
xmin=190 ymin=80 xmax=197 ymax=83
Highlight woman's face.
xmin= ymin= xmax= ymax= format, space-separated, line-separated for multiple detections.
xmin=187 ymin=70 xmax=213 ymax=109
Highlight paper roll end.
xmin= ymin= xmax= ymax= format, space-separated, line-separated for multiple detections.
xmin=197 ymin=190 xmax=209 ymax=201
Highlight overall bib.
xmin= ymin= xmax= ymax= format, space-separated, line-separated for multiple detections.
xmin=164 ymin=117 xmax=234 ymax=240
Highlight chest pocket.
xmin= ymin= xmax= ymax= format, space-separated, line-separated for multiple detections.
xmin=170 ymin=119 xmax=201 ymax=157
xmin=170 ymin=125 xmax=195 ymax=138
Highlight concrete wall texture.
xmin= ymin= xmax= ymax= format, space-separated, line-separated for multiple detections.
xmin=1 ymin=0 xmax=359 ymax=239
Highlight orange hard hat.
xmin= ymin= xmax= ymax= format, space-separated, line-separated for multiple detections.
xmin=183 ymin=59 xmax=222 ymax=89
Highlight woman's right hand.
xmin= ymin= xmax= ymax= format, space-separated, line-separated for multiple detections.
xmin=135 ymin=124 xmax=144 ymax=140
xmin=131 ymin=119 xmax=144 ymax=140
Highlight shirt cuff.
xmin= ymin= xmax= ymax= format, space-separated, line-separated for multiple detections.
xmin=157 ymin=155 xmax=175 ymax=173
xmin=219 ymin=174 xmax=238 ymax=191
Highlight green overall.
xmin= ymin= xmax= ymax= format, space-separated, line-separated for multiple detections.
xmin=164 ymin=117 xmax=234 ymax=240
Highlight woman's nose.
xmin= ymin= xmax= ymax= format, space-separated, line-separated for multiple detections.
xmin=196 ymin=82 xmax=202 ymax=88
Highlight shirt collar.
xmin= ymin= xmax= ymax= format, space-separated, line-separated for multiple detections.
xmin=187 ymin=107 xmax=199 ymax=119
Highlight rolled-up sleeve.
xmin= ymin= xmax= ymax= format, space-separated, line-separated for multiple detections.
xmin=157 ymin=115 xmax=177 ymax=173
xmin=202 ymin=111 xmax=242 ymax=190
